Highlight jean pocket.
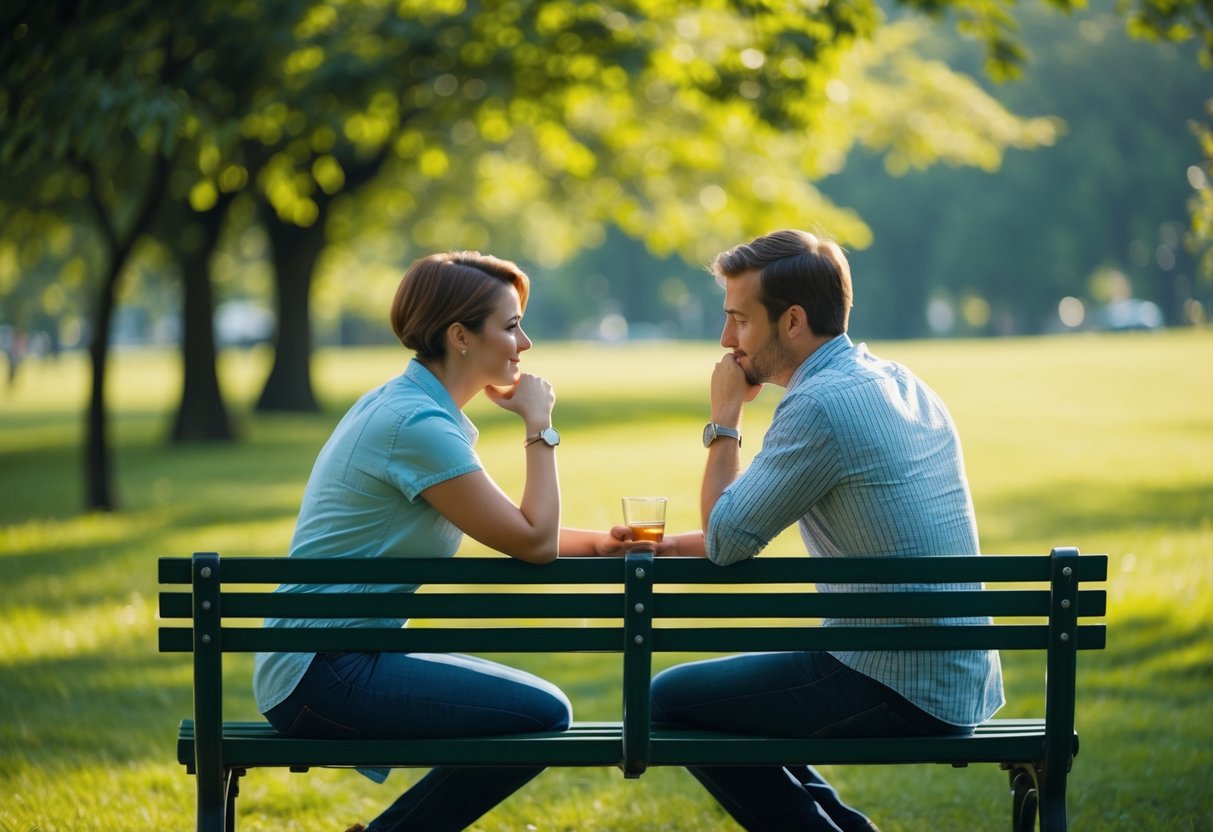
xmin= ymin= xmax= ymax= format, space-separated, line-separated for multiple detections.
xmin=284 ymin=705 xmax=362 ymax=740
xmin=813 ymin=702 xmax=931 ymax=739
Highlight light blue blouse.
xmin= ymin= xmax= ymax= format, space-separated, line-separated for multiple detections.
xmin=707 ymin=334 xmax=1004 ymax=727
xmin=252 ymin=359 xmax=481 ymax=716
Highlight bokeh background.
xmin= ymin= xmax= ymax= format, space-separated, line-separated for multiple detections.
xmin=2 ymin=1 xmax=1211 ymax=829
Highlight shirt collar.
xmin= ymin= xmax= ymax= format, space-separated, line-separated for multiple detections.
xmin=403 ymin=358 xmax=478 ymax=442
xmin=788 ymin=333 xmax=855 ymax=390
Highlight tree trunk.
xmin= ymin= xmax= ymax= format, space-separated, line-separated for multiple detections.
xmin=255 ymin=204 xmax=324 ymax=412
xmin=81 ymin=153 xmax=171 ymax=511
xmin=85 ymin=263 xmax=120 ymax=512
xmin=252 ymin=149 xmax=388 ymax=412
xmin=172 ymin=195 xmax=237 ymax=442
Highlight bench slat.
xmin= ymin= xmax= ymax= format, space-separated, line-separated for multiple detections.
xmin=160 ymin=622 xmax=1106 ymax=653
xmin=157 ymin=554 xmax=1109 ymax=586
xmin=159 ymin=556 xmax=627 ymax=585
xmin=160 ymin=626 xmax=626 ymax=653
xmin=647 ymin=727 xmax=1059 ymax=766
xmin=653 ymin=589 xmax=1107 ymax=619
xmin=651 ymin=624 xmax=1106 ymax=652
xmin=158 ymin=588 xmax=1108 ymax=621
xmin=177 ymin=720 xmax=624 ymax=769
xmin=159 ymin=591 xmax=626 ymax=620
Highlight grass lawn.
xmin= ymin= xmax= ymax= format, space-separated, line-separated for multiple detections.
xmin=1 ymin=330 xmax=1210 ymax=831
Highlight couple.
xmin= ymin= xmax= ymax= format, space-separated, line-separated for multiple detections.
xmin=252 ymin=230 xmax=1004 ymax=832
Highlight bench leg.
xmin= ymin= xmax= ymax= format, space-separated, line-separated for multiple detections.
xmin=225 ymin=768 xmax=245 ymax=832
xmin=1036 ymin=785 xmax=1068 ymax=832
xmin=195 ymin=765 xmax=244 ymax=832
xmin=1009 ymin=767 xmax=1038 ymax=832
xmin=197 ymin=768 xmax=226 ymax=832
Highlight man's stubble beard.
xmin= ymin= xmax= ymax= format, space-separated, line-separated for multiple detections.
xmin=743 ymin=330 xmax=795 ymax=386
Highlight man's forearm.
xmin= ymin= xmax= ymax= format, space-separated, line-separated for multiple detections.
xmin=700 ymin=439 xmax=741 ymax=529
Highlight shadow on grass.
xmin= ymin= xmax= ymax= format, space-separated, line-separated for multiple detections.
xmin=0 ymin=639 xmax=205 ymax=770
xmin=981 ymin=478 xmax=1213 ymax=547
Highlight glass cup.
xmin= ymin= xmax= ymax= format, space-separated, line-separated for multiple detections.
xmin=621 ymin=496 xmax=667 ymax=550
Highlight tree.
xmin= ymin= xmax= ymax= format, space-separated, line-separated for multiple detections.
xmin=7 ymin=0 xmax=1198 ymax=512
xmin=242 ymin=0 xmax=1061 ymax=412
xmin=1 ymin=0 xmax=302 ymax=507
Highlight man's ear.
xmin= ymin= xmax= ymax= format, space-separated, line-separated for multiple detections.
xmin=783 ymin=304 xmax=810 ymax=339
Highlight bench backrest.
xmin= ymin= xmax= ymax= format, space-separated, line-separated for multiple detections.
xmin=159 ymin=547 xmax=1106 ymax=776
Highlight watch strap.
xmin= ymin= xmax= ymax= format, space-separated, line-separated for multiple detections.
xmin=524 ymin=427 xmax=559 ymax=447
xmin=704 ymin=422 xmax=741 ymax=447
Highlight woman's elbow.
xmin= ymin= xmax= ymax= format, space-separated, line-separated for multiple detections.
xmin=509 ymin=530 xmax=560 ymax=564
xmin=518 ymin=546 xmax=559 ymax=565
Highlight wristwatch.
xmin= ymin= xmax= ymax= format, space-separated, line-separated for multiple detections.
xmin=702 ymin=422 xmax=741 ymax=448
xmin=524 ymin=427 xmax=561 ymax=447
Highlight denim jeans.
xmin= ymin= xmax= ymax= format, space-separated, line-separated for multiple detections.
xmin=263 ymin=651 xmax=572 ymax=832
xmin=651 ymin=651 xmax=970 ymax=832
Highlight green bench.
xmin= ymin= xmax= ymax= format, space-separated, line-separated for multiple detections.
xmin=158 ymin=546 xmax=1107 ymax=832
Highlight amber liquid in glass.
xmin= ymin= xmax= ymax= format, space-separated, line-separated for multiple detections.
xmin=628 ymin=522 xmax=665 ymax=544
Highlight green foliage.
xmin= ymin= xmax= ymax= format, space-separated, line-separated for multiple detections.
xmin=822 ymin=3 xmax=1209 ymax=338
xmin=1121 ymin=0 xmax=1213 ymax=67
xmin=1 ymin=333 xmax=1211 ymax=829
xmin=1188 ymin=99 xmax=1213 ymax=292
xmin=2 ymin=0 xmax=1065 ymax=332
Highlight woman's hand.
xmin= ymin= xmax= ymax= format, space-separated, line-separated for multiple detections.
xmin=485 ymin=373 xmax=555 ymax=431
xmin=591 ymin=525 xmax=677 ymax=556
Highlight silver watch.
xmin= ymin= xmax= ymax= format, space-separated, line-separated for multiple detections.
xmin=703 ymin=422 xmax=741 ymax=448
xmin=524 ymin=427 xmax=560 ymax=447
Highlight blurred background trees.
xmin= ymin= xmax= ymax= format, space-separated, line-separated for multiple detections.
xmin=1 ymin=0 xmax=1209 ymax=511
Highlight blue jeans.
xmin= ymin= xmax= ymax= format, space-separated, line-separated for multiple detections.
xmin=651 ymin=651 xmax=970 ymax=832
xmin=263 ymin=651 xmax=572 ymax=832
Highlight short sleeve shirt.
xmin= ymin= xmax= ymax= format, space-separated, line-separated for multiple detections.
xmin=252 ymin=360 xmax=482 ymax=714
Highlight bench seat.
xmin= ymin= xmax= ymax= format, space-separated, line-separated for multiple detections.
xmin=178 ymin=716 xmax=1072 ymax=771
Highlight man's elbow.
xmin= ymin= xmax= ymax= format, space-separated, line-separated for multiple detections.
xmin=705 ymin=527 xmax=761 ymax=566
xmin=705 ymin=539 xmax=747 ymax=567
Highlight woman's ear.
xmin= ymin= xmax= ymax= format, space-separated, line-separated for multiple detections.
xmin=446 ymin=322 xmax=470 ymax=355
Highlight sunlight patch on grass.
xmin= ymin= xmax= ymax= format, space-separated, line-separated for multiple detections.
xmin=0 ymin=595 xmax=154 ymax=664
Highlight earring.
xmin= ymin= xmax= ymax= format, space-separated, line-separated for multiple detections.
xmin=460 ymin=349 xmax=467 ymax=356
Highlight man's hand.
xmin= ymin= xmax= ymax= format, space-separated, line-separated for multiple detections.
xmin=711 ymin=353 xmax=761 ymax=426
xmin=592 ymin=525 xmax=677 ymax=556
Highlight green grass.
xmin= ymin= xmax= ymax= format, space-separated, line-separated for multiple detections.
xmin=1 ymin=331 xmax=1211 ymax=831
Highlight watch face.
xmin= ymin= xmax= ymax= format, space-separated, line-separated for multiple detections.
xmin=703 ymin=423 xmax=739 ymax=448
xmin=540 ymin=427 xmax=560 ymax=446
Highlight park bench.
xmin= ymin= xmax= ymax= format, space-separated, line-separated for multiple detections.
xmin=158 ymin=546 xmax=1106 ymax=832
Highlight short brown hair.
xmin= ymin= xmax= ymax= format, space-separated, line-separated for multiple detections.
xmin=391 ymin=251 xmax=531 ymax=360
xmin=710 ymin=229 xmax=852 ymax=336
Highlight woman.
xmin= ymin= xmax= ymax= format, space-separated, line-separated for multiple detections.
xmin=252 ymin=251 xmax=626 ymax=832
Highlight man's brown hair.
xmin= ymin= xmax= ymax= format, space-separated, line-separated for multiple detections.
xmin=711 ymin=229 xmax=852 ymax=336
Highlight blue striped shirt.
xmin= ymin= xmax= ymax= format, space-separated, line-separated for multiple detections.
xmin=707 ymin=334 xmax=1004 ymax=726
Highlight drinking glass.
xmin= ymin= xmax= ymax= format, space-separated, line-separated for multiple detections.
xmin=621 ymin=496 xmax=667 ymax=550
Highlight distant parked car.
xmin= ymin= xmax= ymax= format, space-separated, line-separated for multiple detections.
xmin=215 ymin=301 xmax=275 ymax=348
xmin=1090 ymin=299 xmax=1164 ymax=332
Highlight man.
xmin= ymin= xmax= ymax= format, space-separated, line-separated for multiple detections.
xmin=657 ymin=229 xmax=1004 ymax=831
